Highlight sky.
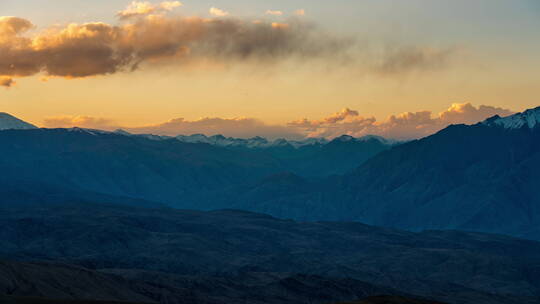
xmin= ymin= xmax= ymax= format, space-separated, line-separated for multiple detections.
xmin=0 ymin=0 xmax=539 ymax=139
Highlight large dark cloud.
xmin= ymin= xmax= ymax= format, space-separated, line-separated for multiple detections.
xmin=0 ymin=3 xmax=457 ymax=84
xmin=0 ymin=13 xmax=351 ymax=80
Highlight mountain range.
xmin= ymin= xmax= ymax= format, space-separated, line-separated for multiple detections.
xmin=2 ymin=108 xmax=540 ymax=303
xmin=1 ymin=108 xmax=540 ymax=240
xmin=0 ymin=113 xmax=37 ymax=130
xmin=228 ymin=106 xmax=540 ymax=240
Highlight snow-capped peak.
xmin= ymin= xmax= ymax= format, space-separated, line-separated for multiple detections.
xmin=483 ymin=106 xmax=540 ymax=129
xmin=0 ymin=112 xmax=37 ymax=130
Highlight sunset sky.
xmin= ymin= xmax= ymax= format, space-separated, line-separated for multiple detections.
xmin=1 ymin=0 xmax=539 ymax=139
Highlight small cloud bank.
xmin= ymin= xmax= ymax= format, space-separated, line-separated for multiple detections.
xmin=128 ymin=117 xmax=303 ymax=139
xmin=209 ymin=7 xmax=229 ymax=17
xmin=117 ymin=1 xmax=182 ymax=19
xmin=265 ymin=10 xmax=284 ymax=16
xmin=42 ymin=103 xmax=513 ymax=140
xmin=43 ymin=116 xmax=117 ymax=130
xmin=289 ymin=103 xmax=514 ymax=139
xmin=43 ymin=116 xmax=303 ymax=139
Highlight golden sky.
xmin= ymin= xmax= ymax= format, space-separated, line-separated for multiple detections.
xmin=1 ymin=0 xmax=539 ymax=138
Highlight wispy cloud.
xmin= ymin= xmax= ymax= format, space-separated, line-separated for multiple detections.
xmin=294 ymin=9 xmax=306 ymax=16
xmin=374 ymin=46 xmax=455 ymax=75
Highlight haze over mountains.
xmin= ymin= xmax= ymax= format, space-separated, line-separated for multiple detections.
xmin=1 ymin=108 xmax=540 ymax=239
xmin=2 ymin=108 xmax=540 ymax=303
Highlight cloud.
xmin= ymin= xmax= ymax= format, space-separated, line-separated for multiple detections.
xmin=117 ymin=1 xmax=182 ymax=19
xmin=438 ymin=103 xmax=514 ymax=124
xmin=289 ymin=103 xmax=514 ymax=139
xmin=0 ymin=76 xmax=15 ymax=88
xmin=0 ymin=14 xmax=353 ymax=82
xmin=43 ymin=116 xmax=118 ymax=130
xmin=209 ymin=7 xmax=229 ymax=17
xmin=0 ymin=16 xmax=33 ymax=37
xmin=271 ymin=22 xmax=289 ymax=30
xmin=374 ymin=47 xmax=455 ymax=75
xmin=0 ymin=9 xmax=459 ymax=85
xmin=42 ymin=115 xmax=303 ymax=139
xmin=128 ymin=117 xmax=303 ymax=139
xmin=266 ymin=10 xmax=284 ymax=16
xmin=39 ymin=103 xmax=514 ymax=140
xmin=294 ymin=9 xmax=306 ymax=16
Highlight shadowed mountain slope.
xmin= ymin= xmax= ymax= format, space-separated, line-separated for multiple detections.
xmin=225 ymin=107 xmax=540 ymax=240
xmin=1 ymin=202 xmax=539 ymax=304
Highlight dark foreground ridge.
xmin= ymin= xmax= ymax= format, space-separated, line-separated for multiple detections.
xmin=337 ymin=295 xmax=448 ymax=304
xmin=1 ymin=202 xmax=540 ymax=304
xmin=0 ymin=295 xmax=148 ymax=304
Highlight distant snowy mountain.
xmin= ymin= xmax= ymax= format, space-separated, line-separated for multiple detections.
xmin=113 ymin=127 xmax=396 ymax=149
xmin=482 ymin=106 xmax=540 ymax=129
xmin=0 ymin=112 xmax=37 ymax=130
xmin=174 ymin=133 xmax=323 ymax=148
xmin=229 ymin=105 xmax=540 ymax=240
xmin=172 ymin=133 xmax=396 ymax=149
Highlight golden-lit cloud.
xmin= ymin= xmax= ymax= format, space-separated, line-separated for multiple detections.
xmin=294 ymin=9 xmax=306 ymax=16
xmin=0 ymin=16 xmax=33 ymax=37
xmin=0 ymin=4 xmax=460 ymax=87
xmin=0 ymin=76 xmax=15 ymax=88
xmin=128 ymin=117 xmax=303 ymax=138
xmin=288 ymin=103 xmax=514 ymax=139
xmin=43 ymin=115 xmax=303 ymax=139
xmin=271 ymin=22 xmax=289 ymax=30
xmin=265 ymin=10 xmax=284 ymax=16
xmin=209 ymin=7 xmax=229 ymax=17
xmin=0 ymin=14 xmax=354 ymax=83
xmin=117 ymin=1 xmax=182 ymax=19
xmin=438 ymin=103 xmax=514 ymax=125
xmin=43 ymin=116 xmax=117 ymax=130
xmin=40 ymin=103 xmax=513 ymax=140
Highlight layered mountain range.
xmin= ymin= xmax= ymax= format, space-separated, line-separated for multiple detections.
xmin=229 ymin=106 xmax=540 ymax=240
xmin=2 ymin=108 xmax=540 ymax=303
xmin=1 ymin=108 xmax=540 ymax=240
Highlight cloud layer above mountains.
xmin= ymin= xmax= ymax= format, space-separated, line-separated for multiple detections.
xmin=0 ymin=1 xmax=456 ymax=86
xmin=289 ymin=103 xmax=514 ymax=139
xmin=43 ymin=103 xmax=513 ymax=140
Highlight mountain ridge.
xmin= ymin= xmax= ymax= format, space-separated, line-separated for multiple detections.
xmin=0 ymin=113 xmax=37 ymax=130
